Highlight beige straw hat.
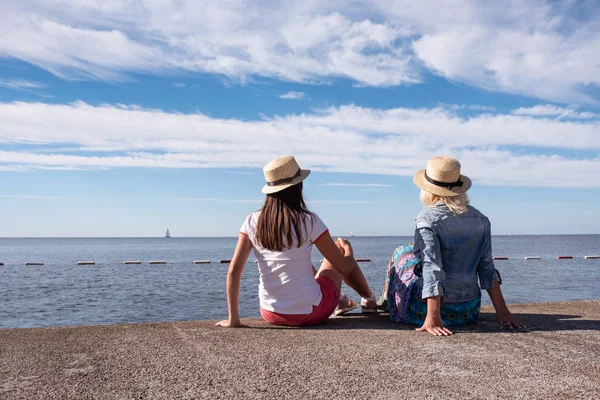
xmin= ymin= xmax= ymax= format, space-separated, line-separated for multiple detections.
xmin=413 ymin=156 xmax=471 ymax=197
xmin=262 ymin=156 xmax=311 ymax=194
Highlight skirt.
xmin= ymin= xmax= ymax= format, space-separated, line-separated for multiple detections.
xmin=385 ymin=243 xmax=480 ymax=326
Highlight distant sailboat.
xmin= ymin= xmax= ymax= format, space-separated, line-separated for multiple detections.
xmin=349 ymin=231 xmax=355 ymax=237
xmin=165 ymin=229 xmax=171 ymax=238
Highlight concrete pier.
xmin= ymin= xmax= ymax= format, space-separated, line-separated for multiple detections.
xmin=0 ymin=300 xmax=598 ymax=399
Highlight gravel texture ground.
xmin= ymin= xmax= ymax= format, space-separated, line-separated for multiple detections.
xmin=1 ymin=300 xmax=599 ymax=399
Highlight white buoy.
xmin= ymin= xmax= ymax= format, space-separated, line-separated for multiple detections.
xmin=77 ymin=261 xmax=95 ymax=265
xmin=123 ymin=261 xmax=142 ymax=264
xmin=194 ymin=260 xmax=211 ymax=264
xmin=584 ymin=255 xmax=600 ymax=259
xmin=149 ymin=260 xmax=167 ymax=264
xmin=524 ymin=257 xmax=541 ymax=260
xmin=24 ymin=262 xmax=44 ymax=266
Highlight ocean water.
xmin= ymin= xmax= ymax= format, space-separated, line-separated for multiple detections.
xmin=1 ymin=235 xmax=599 ymax=329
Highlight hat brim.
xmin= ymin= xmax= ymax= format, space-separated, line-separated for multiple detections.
xmin=262 ymin=169 xmax=311 ymax=194
xmin=413 ymin=170 xmax=471 ymax=197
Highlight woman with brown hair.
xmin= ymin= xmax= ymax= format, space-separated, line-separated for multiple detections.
xmin=216 ymin=156 xmax=377 ymax=327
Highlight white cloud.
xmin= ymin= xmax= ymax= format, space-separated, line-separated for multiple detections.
xmin=0 ymin=79 xmax=45 ymax=90
xmin=172 ymin=83 xmax=186 ymax=88
xmin=466 ymin=105 xmax=496 ymax=112
xmin=1 ymin=1 xmax=598 ymax=102
xmin=511 ymin=104 xmax=598 ymax=119
xmin=280 ymin=91 xmax=306 ymax=100
xmin=0 ymin=100 xmax=599 ymax=188
xmin=322 ymin=183 xmax=394 ymax=188
xmin=0 ymin=194 xmax=69 ymax=199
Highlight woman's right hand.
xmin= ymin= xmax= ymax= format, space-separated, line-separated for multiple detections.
xmin=336 ymin=238 xmax=354 ymax=257
xmin=416 ymin=314 xmax=453 ymax=336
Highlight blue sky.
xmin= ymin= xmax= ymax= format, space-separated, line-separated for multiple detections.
xmin=1 ymin=0 xmax=599 ymax=237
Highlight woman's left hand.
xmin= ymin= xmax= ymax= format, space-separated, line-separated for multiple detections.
xmin=416 ymin=314 xmax=453 ymax=336
xmin=496 ymin=309 xmax=525 ymax=329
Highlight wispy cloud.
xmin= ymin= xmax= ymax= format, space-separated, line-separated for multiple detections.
xmin=152 ymin=197 xmax=261 ymax=203
xmin=466 ymin=105 xmax=496 ymax=112
xmin=0 ymin=195 xmax=70 ymax=199
xmin=442 ymin=104 xmax=496 ymax=112
xmin=511 ymin=105 xmax=598 ymax=119
xmin=0 ymin=1 xmax=598 ymax=102
xmin=0 ymin=100 xmax=599 ymax=188
xmin=0 ymin=79 xmax=46 ymax=90
xmin=322 ymin=183 xmax=394 ymax=188
xmin=172 ymin=83 xmax=186 ymax=88
xmin=280 ymin=91 xmax=306 ymax=100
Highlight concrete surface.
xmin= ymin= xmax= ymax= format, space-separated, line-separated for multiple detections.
xmin=1 ymin=300 xmax=599 ymax=400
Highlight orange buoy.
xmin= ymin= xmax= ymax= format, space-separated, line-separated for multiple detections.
xmin=493 ymin=257 xmax=509 ymax=260
xmin=220 ymin=260 xmax=232 ymax=264
xmin=356 ymin=258 xmax=371 ymax=262
xmin=557 ymin=256 xmax=573 ymax=259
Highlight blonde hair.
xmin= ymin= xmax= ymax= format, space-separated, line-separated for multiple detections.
xmin=420 ymin=189 xmax=469 ymax=215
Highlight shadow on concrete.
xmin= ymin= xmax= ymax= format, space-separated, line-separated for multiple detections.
xmin=246 ymin=311 xmax=600 ymax=333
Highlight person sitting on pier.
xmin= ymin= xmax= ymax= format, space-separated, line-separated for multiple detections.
xmin=216 ymin=156 xmax=377 ymax=327
xmin=380 ymin=156 xmax=524 ymax=336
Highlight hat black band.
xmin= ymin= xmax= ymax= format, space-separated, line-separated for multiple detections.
xmin=266 ymin=168 xmax=302 ymax=186
xmin=424 ymin=171 xmax=464 ymax=190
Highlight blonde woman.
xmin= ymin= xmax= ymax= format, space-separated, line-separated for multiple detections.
xmin=381 ymin=156 xmax=523 ymax=336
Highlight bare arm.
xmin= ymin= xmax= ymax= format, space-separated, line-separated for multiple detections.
xmin=314 ymin=232 xmax=355 ymax=275
xmin=216 ymin=233 xmax=253 ymax=328
xmin=487 ymin=282 xmax=524 ymax=329
xmin=416 ymin=296 xmax=453 ymax=336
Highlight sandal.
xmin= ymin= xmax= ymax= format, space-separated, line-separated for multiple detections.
xmin=334 ymin=293 xmax=358 ymax=316
xmin=360 ymin=294 xmax=378 ymax=314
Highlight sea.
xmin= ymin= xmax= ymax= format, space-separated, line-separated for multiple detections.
xmin=1 ymin=235 xmax=599 ymax=329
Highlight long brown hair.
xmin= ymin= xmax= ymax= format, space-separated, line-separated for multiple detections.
xmin=256 ymin=182 xmax=311 ymax=251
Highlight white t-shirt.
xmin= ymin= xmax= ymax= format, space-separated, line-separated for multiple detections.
xmin=240 ymin=211 xmax=329 ymax=315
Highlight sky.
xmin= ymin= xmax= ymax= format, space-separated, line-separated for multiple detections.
xmin=1 ymin=0 xmax=600 ymax=237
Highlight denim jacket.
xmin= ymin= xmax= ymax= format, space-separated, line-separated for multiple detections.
xmin=413 ymin=202 xmax=502 ymax=303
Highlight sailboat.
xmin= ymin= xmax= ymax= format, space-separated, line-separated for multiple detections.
xmin=349 ymin=231 xmax=355 ymax=237
xmin=165 ymin=229 xmax=171 ymax=238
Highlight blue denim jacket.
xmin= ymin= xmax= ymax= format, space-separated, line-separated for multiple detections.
xmin=414 ymin=202 xmax=502 ymax=303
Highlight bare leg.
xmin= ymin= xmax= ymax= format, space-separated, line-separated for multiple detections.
xmin=341 ymin=257 xmax=373 ymax=299
xmin=316 ymin=241 xmax=376 ymax=310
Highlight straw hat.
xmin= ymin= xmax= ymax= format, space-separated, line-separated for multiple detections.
xmin=413 ymin=156 xmax=471 ymax=197
xmin=262 ymin=156 xmax=311 ymax=194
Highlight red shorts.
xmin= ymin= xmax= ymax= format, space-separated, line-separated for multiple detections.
xmin=260 ymin=275 xmax=340 ymax=327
